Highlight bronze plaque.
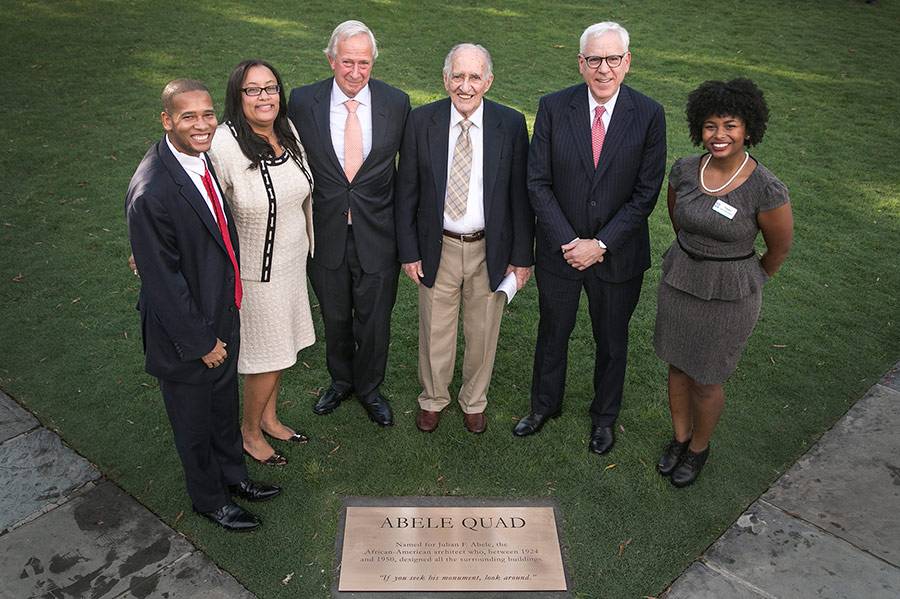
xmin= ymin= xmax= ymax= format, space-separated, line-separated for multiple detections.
xmin=337 ymin=500 xmax=568 ymax=593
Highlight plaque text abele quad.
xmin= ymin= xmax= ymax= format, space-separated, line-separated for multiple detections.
xmin=336 ymin=497 xmax=569 ymax=595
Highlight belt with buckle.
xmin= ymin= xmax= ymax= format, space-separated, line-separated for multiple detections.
xmin=443 ymin=229 xmax=485 ymax=242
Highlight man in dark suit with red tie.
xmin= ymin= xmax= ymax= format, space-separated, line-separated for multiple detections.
xmin=513 ymin=22 xmax=667 ymax=455
xmin=288 ymin=21 xmax=410 ymax=426
xmin=126 ymin=79 xmax=280 ymax=531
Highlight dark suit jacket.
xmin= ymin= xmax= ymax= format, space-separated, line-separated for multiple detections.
xmin=529 ymin=83 xmax=666 ymax=282
xmin=125 ymin=138 xmax=240 ymax=384
xmin=287 ymin=78 xmax=410 ymax=273
xmin=395 ymin=98 xmax=533 ymax=291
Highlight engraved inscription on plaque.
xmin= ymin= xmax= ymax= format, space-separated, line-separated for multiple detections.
xmin=338 ymin=505 xmax=567 ymax=592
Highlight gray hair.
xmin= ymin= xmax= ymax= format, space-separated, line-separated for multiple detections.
xmin=442 ymin=43 xmax=493 ymax=79
xmin=324 ymin=20 xmax=379 ymax=61
xmin=579 ymin=22 xmax=630 ymax=54
xmin=161 ymin=79 xmax=210 ymax=114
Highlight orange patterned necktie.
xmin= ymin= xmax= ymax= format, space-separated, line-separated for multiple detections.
xmin=343 ymin=99 xmax=363 ymax=182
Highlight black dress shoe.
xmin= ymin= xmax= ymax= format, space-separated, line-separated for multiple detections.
xmin=360 ymin=392 xmax=393 ymax=426
xmin=195 ymin=503 xmax=260 ymax=532
xmin=512 ymin=412 xmax=559 ymax=437
xmin=228 ymin=479 xmax=282 ymax=502
xmin=657 ymin=437 xmax=691 ymax=476
xmin=671 ymin=446 xmax=710 ymax=488
xmin=313 ymin=386 xmax=351 ymax=415
xmin=588 ymin=425 xmax=615 ymax=455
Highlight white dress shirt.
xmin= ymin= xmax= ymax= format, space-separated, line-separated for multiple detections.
xmin=329 ymin=81 xmax=373 ymax=169
xmin=587 ymin=86 xmax=619 ymax=133
xmin=443 ymin=101 xmax=485 ymax=234
xmin=165 ymin=135 xmax=226 ymax=223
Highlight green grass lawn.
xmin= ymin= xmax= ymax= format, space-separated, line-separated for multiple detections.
xmin=1 ymin=1 xmax=898 ymax=597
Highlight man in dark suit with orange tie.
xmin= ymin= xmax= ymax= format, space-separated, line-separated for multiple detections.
xmin=126 ymin=79 xmax=280 ymax=531
xmin=288 ymin=21 xmax=410 ymax=426
xmin=513 ymin=22 xmax=666 ymax=455
xmin=396 ymin=43 xmax=533 ymax=434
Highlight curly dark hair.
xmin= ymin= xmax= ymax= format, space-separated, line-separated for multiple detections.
xmin=685 ymin=78 xmax=769 ymax=147
xmin=222 ymin=59 xmax=301 ymax=169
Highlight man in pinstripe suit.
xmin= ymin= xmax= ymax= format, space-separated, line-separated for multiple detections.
xmin=513 ymin=22 xmax=666 ymax=455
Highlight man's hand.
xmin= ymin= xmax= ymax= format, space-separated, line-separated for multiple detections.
xmin=506 ymin=265 xmax=533 ymax=290
xmin=561 ymin=239 xmax=605 ymax=271
xmin=201 ymin=338 xmax=228 ymax=368
xmin=402 ymin=261 xmax=424 ymax=285
xmin=128 ymin=253 xmax=139 ymax=276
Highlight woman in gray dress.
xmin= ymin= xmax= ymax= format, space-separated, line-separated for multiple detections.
xmin=653 ymin=79 xmax=793 ymax=487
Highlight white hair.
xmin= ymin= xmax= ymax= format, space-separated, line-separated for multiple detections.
xmin=324 ymin=20 xmax=379 ymax=61
xmin=442 ymin=43 xmax=493 ymax=79
xmin=580 ymin=21 xmax=630 ymax=53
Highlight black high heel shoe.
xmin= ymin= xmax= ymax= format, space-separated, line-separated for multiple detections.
xmin=263 ymin=428 xmax=309 ymax=444
xmin=671 ymin=446 xmax=709 ymax=488
xmin=657 ymin=437 xmax=691 ymax=476
xmin=243 ymin=448 xmax=288 ymax=467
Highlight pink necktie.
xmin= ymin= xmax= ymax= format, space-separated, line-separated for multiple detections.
xmin=343 ymin=99 xmax=363 ymax=182
xmin=201 ymin=164 xmax=242 ymax=309
xmin=592 ymin=105 xmax=606 ymax=168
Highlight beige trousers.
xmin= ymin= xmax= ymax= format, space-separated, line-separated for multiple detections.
xmin=417 ymin=236 xmax=505 ymax=414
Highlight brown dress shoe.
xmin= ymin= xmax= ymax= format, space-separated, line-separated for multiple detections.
xmin=416 ymin=409 xmax=440 ymax=432
xmin=463 ymin=412 xmax=487 ymax=434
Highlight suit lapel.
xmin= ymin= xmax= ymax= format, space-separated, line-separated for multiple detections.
xmin=312 ymin=78 xmax=345 ymax=178
xmin=594 ymin=85 xmax=634 ymax=184
xmin=359 ymin=80 xmax=386 ymax=176
xmin=427 ymin=99 xmax=451 ymax=213
xmin=566 ymin=84 xmax=594 ymax=176
xmin=206 ymin=157 xmax=239 ymax=256
xmin=482 ymin=100 xmax=502 ymax=227
xmin=158 ymin=139 xmax=225 ymax=252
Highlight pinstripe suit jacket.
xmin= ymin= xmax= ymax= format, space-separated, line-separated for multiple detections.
xmin=528 ymin=83 xmax=666 ymax=282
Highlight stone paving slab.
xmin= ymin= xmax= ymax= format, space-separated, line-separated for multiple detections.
xmin=663 ymin=562 xmax=768 ymax=599
xmin=703 ymin=500 xmax=900 ymax=599
xmin=0 ymin=427 xmax=100 ymax=530
xmin=0 ymin=480 xmax=195 ymax=598
xmin=115 ymin=551 xmax=255 ymax=599
xmin=762 ymin=383 xmax=900 ymax=565
xmin=0 ymin=389 xmax=37 ymax=443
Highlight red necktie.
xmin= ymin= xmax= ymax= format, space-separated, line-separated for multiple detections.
xmin=201 ymin=164 xmax=242 ymax=309
xmin=592 ymin=105 xmax=606 ymax=168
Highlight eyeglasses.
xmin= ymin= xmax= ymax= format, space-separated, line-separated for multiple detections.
xmin=241 ymin=84 xmax=281 ymax=96
xmin=580 ymin=54 xmax=625 ymax=69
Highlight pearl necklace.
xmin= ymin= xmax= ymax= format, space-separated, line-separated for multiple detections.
xmin=700 ymin=151 xmax=749 ymax=193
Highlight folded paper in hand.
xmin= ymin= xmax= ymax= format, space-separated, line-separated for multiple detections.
xmin=497 ymin=272 xmax=518 ymax=304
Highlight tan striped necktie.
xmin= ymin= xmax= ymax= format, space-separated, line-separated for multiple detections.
xmin=445 ymin=119 xmax=473 ymax=221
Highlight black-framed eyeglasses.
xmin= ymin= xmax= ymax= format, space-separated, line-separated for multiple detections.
xmin=241 ymin=84 xmax=281 ymax=96
xmin=580 ymin=54 xmax=625 ymax=69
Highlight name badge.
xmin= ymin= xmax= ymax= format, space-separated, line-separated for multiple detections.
xmin=712 ymin=199 xmax=737 ymax=220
